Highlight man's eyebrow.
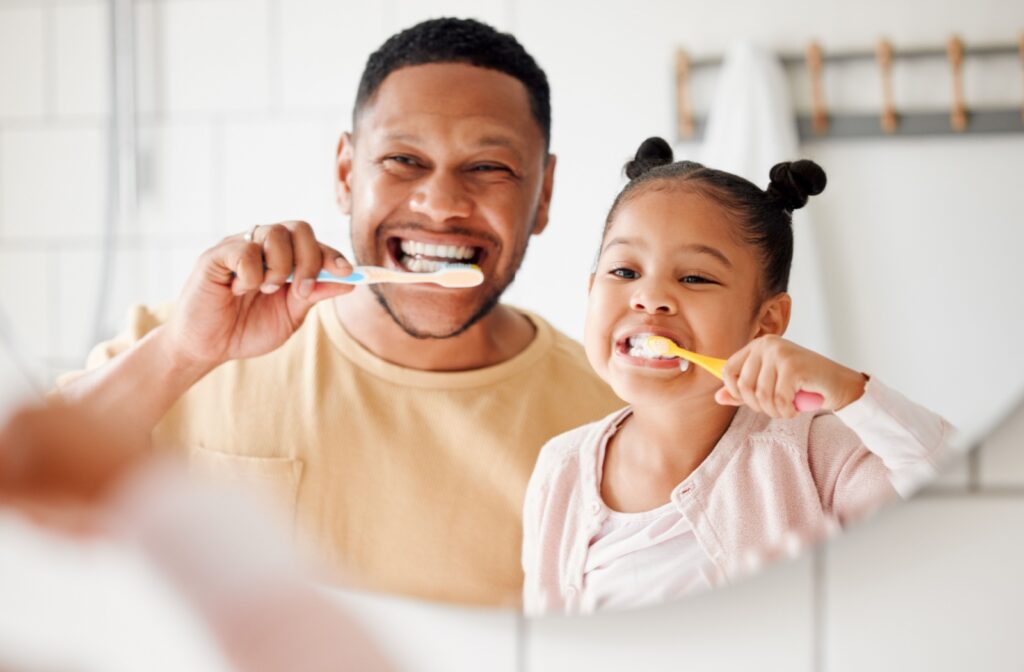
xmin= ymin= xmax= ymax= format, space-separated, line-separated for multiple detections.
xmin=382 ymin=132 xmax=421 ymax=143
xmin=602 ymin=237 xmax=732 ymax=268
xmin=476 ymin=134 xmax=520 ymax=149
xmin=379 ymin=133 xmax=523 ymax=159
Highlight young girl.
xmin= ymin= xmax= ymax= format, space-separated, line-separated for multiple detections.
xmin=521 ymin=137 xmax=952 ymax=615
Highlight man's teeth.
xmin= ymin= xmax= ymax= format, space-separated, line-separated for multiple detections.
xmin=399 ymin=240 xmax=476 ymax=261
xmin=400 ymin=257 xmax=444 ymax=273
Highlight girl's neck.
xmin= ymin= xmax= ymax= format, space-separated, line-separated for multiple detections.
xmin=627 ymin=396 xmax=737 ymax=465
xmin=601 ymin=394 xmax=738 ymax=513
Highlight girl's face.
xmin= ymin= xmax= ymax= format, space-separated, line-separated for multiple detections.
xmin=584 ymin=186 xmax=789 ymax=407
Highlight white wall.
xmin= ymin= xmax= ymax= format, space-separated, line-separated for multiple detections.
xmin=2 ymin=1 xmax=1024 ymax=670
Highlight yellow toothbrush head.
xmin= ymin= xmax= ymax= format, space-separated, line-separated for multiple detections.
xmin=642 ymin=335 xmax=678 ymax=357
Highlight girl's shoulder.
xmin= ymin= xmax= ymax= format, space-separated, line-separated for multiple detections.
xmin=745 ymin=409 xmax=862 ymax=461
xmin=532 ymin=407 xmax=631 ymax=483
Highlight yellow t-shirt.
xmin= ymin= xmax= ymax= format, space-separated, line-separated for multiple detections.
xmin=75 ymin=300 xmax=622 ymax=608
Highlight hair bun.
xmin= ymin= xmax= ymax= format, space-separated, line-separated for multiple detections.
xmin=767 ymin=160 xmax=827 ymax=211
xmin=625 ymin=136 xmax=674 ymax=180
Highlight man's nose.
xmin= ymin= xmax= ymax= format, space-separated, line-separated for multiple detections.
xmin=408 ymin=171 xmax=473 ymax=222
xmin=630 ymin=283 xmax=678 ymax=315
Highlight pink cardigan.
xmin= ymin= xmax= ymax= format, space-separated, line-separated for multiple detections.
xmin=521 ymin=378 xmax=953 ymax=615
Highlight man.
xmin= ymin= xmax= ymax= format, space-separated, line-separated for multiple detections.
xmin=59 ymin=18 xmax=621 ymax=608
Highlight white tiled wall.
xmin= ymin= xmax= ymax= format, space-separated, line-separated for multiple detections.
xmin=0 ymin=6 xmax=47 ymax=119
xmin=1 ymin=1 xmax=1023 ymax=670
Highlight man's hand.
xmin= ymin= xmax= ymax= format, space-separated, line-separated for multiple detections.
xmin=163 ymin=220 xmax=355 ymax=368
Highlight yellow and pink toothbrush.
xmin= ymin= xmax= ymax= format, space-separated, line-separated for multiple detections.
xmin=641 ymin=335 xmax=824 ymax=412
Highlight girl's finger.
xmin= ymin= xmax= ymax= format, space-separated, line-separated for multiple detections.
xmin=720 ymin=347 xmax=749 ymax=404
xmin=736 ymin=350 xmax=764 ymax=413
xmin=775 ymin=369 xmax=801 ymax=419
xmin=755 ymin=359 xmax=780 ymax=418
xmin=714 ymin=387 xmax=743 ymax=406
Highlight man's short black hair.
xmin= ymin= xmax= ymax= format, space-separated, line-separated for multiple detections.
xmin=354 ymin=17 xmax=551 ymax=152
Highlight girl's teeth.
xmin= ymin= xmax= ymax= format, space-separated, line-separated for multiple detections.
xmin=679 ymin=359 xmax=690 ymax=372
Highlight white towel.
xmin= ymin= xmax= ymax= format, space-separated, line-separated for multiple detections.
xmin=698 ymin=42 xmax=834 ymax=357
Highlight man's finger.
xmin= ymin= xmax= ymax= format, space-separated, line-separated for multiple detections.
xmin=228 ymin=242 xmax=265 ymax=295
xmin=287 ymin=221 xmax=322 ymax=300
xmin=319 ymin=244 xmax=354 ymax=277
xmin=260 ymin=225 xmax=294 ymax=293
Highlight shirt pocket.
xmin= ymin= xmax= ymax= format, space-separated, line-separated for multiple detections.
xmin=188 ymin=446 xmax=304 ymax=527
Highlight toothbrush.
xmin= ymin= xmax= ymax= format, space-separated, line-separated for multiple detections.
xmin=287 ymin=263 xmax=484 ymax=288
xmin=641 ymin=335 xmax=824 ymax=412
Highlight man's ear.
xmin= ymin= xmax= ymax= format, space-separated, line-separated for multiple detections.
xmin=531 ymin=154 xmax=557 ymax=236
xmin=753 ymin=292 xmax=792 ymax=338
xmin=335 ymin=132 xmax=355 ymax=215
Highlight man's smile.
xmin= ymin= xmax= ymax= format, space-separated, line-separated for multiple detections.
xmin=384 ymin=231 xmax=491 ymax=275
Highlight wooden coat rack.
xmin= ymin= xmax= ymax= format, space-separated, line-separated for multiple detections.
xmin=675 ymin=33 xmax=1024 ymax=141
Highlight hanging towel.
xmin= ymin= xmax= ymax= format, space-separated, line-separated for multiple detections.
xmin=698 ymin=42 xmax=834 ymax=357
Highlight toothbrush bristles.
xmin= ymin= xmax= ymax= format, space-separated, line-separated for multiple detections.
xmin=644 ymin=335 xmax=673 ymax=356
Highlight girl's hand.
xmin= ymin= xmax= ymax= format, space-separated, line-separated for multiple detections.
xmin=714 ymin=335 xmax=867 ymax=418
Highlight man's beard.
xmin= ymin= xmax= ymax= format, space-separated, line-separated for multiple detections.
xmin=370 ymin=281 xmax=506 ymax=340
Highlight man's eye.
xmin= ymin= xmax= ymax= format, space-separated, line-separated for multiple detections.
xmin=384 ymin=155 xmax=419 ymax=167
xmin=470 ymin=164 xmax=510 ymax=173
xmin=610 ymin=268 xmax=639 ymax=279
xmin=680 ymin=275 xmax=713 ymax=284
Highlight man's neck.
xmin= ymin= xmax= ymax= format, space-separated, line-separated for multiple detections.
xmin=332 ymin=287 xmax=536 ymax=371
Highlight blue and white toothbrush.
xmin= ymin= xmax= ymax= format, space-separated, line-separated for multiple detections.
xmin=288 ymin=263 xmax=484 ymax=288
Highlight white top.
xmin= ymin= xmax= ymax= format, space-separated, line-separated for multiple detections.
xmin=581 ymin=502 xmax=713 ymax=613
xmin=579 ymin=430 xmax=714 ymax=613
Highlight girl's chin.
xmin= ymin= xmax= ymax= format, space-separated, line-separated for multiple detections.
xmin=608 ymin=367 xmax=725 ymax=408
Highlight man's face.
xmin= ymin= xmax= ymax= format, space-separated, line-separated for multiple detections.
xmin=336 ymin=63 xmax=555 ymax=339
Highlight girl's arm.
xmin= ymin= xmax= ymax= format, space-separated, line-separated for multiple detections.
xmin=832 ymin=376 xmax=954 ymax=497
xmin=807 ymin=376 xmax=955 ymax=525
xmin=715 ymin=335 xmax=956 ymax=519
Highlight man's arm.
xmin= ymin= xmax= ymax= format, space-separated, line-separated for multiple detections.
xmin=56 ymin=325 xmax=216 ymax=446
xmin=54 ymin=220 xmax=355 ymax=444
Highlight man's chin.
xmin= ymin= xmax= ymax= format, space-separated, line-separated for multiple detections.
xmin=371 ymin=286 xmax=501 ymax=340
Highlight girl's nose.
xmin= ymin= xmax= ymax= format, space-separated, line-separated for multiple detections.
xmin=409 ymin=172 xmax=473 ymax=222
xmin=630 ymin=285 xmax=677 ymax=315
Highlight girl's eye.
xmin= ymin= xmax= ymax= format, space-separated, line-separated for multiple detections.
xmin=610 ymin=267 xmax=639 ymax=280
xmin=680 ymin=275 xmax=714 ymax=284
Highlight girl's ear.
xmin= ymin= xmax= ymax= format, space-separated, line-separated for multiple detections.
xmin=587 ymin=273 xmax=595 ymax=294
xmin=753 ymin=292 xmax=792 ymax=338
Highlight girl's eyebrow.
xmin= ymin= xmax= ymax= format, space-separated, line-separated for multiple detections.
xmin=602 ymin=236 xmax=732 ymax=268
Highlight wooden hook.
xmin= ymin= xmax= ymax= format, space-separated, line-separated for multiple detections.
xmin=1019 ymin=32 xmax=1024 ymax=124
xmin=806 ymin=41 xmax=829 ymax=135
xmin=875 ymin=39 xmax=897 ymax=134
xmin=675 ymin=49 xmax=694 ymax=140
xmin=946 ymin=35 xmax=967 ymax=132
